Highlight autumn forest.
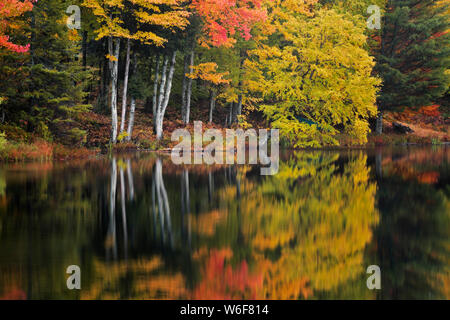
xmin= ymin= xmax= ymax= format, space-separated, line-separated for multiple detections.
xmin=0 ymin=0 xmax=448 ymax=156
xmin=0 ymin=0 xmax=449 ymax=303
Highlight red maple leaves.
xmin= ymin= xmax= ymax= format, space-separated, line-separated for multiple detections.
xmin=0 ymin=0 xmax=36 ymax=53
xmin=192 ymin=0 xmax=267 ymax=47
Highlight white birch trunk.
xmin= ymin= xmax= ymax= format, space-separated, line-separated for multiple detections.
xmin=155 ymin=51 xmax=177 ymax=140
xmin=125 ymin=97 xmax=135 ymax=141
xmin=109 ymin=37 xmax=120 ymax=144
xmin=120 ymin=39 xmax=131 ymax=134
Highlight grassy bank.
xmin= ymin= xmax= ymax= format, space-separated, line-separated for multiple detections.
xmin=0 ymin=106 xmax=448 ymax=162
xmin=0 ymin=133 xmax=97 ymax=161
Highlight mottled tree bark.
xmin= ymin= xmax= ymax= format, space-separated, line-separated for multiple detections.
xmin=120 ymin=39 xmax=131 ymax=134
xmin=126 ymin=55 xmax=138 ymax=142
xmin=155 ymin=51 xmax=177 ymax=140
xmin=108 ymin=37 xmax=120 ymax=144
xmin=152 ymin=54 xmax=161 ymax=134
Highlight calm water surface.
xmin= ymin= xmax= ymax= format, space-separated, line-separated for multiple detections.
xmin=0 ymin=147 xmax=448 ymax=299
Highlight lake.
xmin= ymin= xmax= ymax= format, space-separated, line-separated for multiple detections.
xmin=0 ymin=146 xmax=448 ymax=299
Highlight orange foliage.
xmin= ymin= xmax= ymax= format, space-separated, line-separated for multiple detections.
xmin=416 ymin=171 xmax=440 ymax=184
xmin=420 ymin=105 xmax=441 ymax=117
xmin=190 ymin=249 xmax=263 ymax=299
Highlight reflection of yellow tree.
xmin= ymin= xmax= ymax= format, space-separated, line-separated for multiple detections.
xmin=81 ymin=257 xmax=187 ymax=300
xmin=229 ymin=153 xmax=379 ymax=299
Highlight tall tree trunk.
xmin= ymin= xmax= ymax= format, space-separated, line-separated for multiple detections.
xmin=155 ymin=51 xmax=177 ymax=140
xmin=233 ymin=49 xmax=245 ymax=124
xmin=227 ymin=102 xmax=234 ymax=127
xmin=82 ymin=31 xmax=88 ymax=104
xmin=109 ymin=37 xmax=120 ymax=144
xmin=376 ymin=111 xmax=383 ymax=134
xmin=126 ymin=55 xmax=137 ymax=141
xmin=209 ymin=90 xmax=216 ymax=123
xmin=126 ymin=98 xmax=136 ymax=141
xmin=99 ymin=38 xmax=110 ymax=113
xmin=152 ymin=54 xmax=161 ymax=133
xmin=185 ymin=49 xmax=194 ymax=124
xmin=181 ymin=54 xmax=189 ymax=122
xmin=236 ymin=94 xmax=243 ymax=122
xmin=155 ymin=55 xmax=169 ymax=139
xmin=82 ymin=31 xmax=87 ymax=71
xmin=120 ymin=39 xmax=131 ymax=134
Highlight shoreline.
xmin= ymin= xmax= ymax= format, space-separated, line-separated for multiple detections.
xmin=0 ymin=136 xmax=448 ymax=163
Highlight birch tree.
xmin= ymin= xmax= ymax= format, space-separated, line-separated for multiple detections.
xmin=181 ymin=48 xmax=195 ymax=124
xmin=153 ymin=51 xmax=177 ymax=139
xmin=83 ymin=0 xmax=189 ymax=142
xmin=120 ymin=38 xmax=131 ymax=135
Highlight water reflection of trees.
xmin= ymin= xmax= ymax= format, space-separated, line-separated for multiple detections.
xmin=374 ymin=148 xmax=450 ymax=299
xmin=0 ymin=148 xmax=448 ymax=299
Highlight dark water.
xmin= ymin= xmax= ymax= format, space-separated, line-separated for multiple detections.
xmin=0 ymin=147 xmax=448 ymax=300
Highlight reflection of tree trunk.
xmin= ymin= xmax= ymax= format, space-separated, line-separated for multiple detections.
xmin=208 ymin=171 xmax=214 ymax=203
xmin=153 ymin=159 xmax=173 ymax=247
xmin=151 ymin=175 xmax=157 ymax=241
xmin=126 ymin=159 xmax=134 ymax=200
xmin=235 ymin=168 xmax=241 ymax=199
xmin=120 ymin=167 xmax=128 ymax=258
xmin=181 ymin=169 xmax=190 ymax=243
xmin=375 ymin=149 xmax=383 ymax=181
xmin=109 ymin=158 xmax=118 ymax=259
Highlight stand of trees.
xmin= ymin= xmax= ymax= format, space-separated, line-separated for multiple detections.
xmin=0 ymin=0 xmax=448 ymax=148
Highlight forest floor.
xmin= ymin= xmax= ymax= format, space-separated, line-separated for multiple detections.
xmin=0 ymin=103 xmax=449 ymax=161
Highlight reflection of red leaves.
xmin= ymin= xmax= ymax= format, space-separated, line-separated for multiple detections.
xmin=0 ymin=288 xmax=26 ymax=300
xmin=191 ymin=249 xmax=263 ymax=300
xmin=417 ymin=171 xmax=439 ymax=184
